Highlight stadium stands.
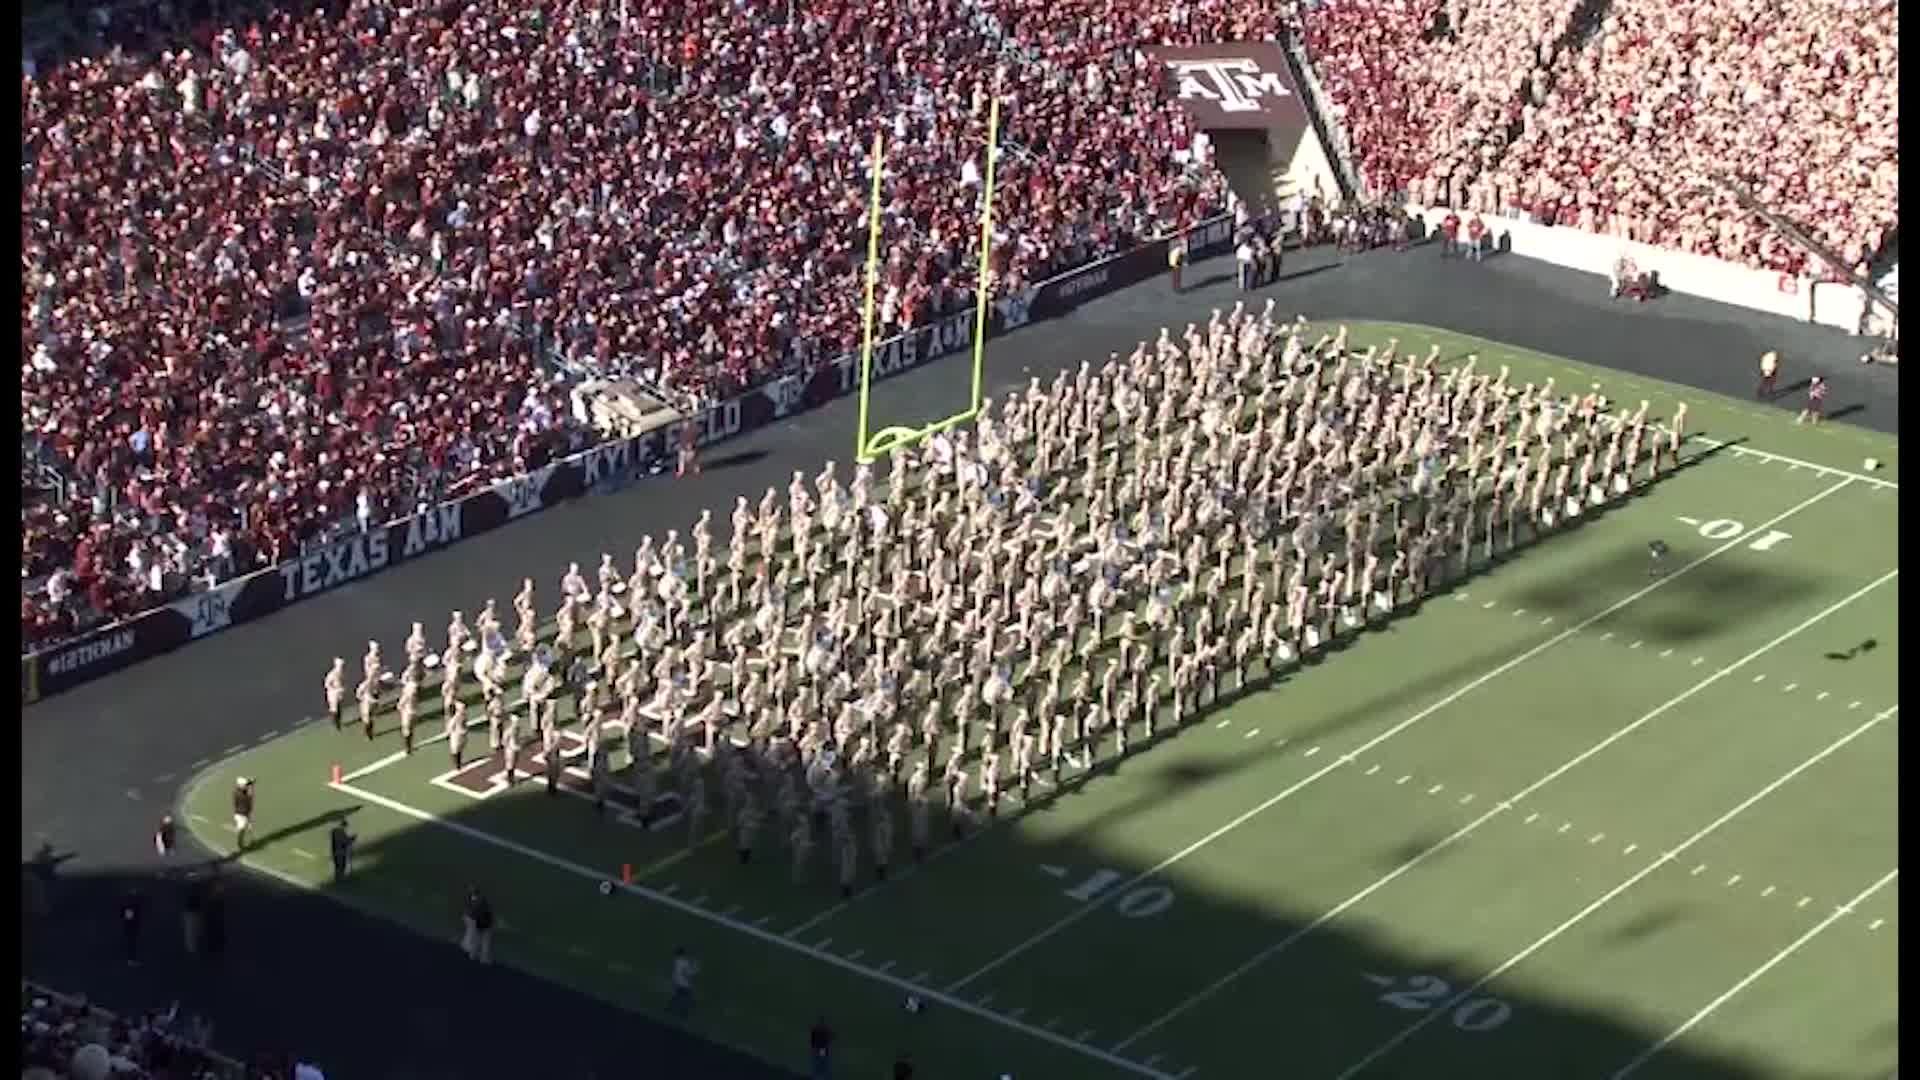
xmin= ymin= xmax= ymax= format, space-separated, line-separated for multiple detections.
xmin=21 ymin=0 xmax=1896 ymax=657
xmin=1292 ymin=0 xmax=1898 ymax=276
xmin=19 ymin=982 xmax=256 ymax=1079
xmin=21 ymin=0 xmax=1233 ymax=651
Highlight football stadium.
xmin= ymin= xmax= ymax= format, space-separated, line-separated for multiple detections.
xmin=22 ymin=1 xmax=1896 ymax=1078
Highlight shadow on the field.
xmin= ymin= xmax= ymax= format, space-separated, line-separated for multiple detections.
xmin=29 ymin=801 xmax=1885 ymax=1080
xmin=219 ymin=806 xmax=360 ymax=864
xmin=1379 ymin=832 xmax=1465 ymax=871
xmin=23 ymin=856 xmax=803 ymax=1080
xmin=1824 ymin=638 xmax=1879 ymax=661
xmin=1605 ymin=905 xmax=1690 ymax=946
xmin=1500 ymin=551 xmax=1825 ymax=648
xmin=706 ymin=449 xmax=772 ymax=472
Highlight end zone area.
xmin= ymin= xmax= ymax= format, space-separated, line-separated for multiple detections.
xmin=181 ymin=323 xmax=1898 ymax=1080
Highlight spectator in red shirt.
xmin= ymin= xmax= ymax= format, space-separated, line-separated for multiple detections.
xmin=1440 ymin=211 xmax=1462 ymax=258
xmin=1466 ymin=214 xmax=1489 ymax=261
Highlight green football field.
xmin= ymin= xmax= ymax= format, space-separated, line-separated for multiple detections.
xmin=182 ymin=323 xmax=1899 ymax=1080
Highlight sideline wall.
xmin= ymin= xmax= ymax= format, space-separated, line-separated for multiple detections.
xmin=1406 ymin=206 xmax=1875 ymax=332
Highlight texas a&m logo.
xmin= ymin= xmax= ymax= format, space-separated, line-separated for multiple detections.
xmin=1168 ymin=58 xmax=1293 ymax=114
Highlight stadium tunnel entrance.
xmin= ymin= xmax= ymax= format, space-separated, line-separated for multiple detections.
xmin=1148 ymin=42 xmax=1345 ymax=215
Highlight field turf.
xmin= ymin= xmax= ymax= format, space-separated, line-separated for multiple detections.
xmin=181 ymin=322 xmax=1898 ymax=1080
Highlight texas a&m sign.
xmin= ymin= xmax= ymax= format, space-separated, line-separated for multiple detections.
xmin=1148 ymin=43 xmax=1309 ymax=139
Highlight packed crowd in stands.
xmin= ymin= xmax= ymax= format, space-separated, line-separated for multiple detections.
xmin=18 ymin=984 xmax=272 ymax=1079
xmin=1291 ymin=0 xmax=1898 ymax=277
xmin=21 ymin=0 xmax=1898 ymax=654
xmin=21 ymin=0 xmax=1240 ymax=652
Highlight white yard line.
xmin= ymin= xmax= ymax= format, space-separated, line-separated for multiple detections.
xmin=326 ymin=778 xmax=1174 ymax=1080
xmin=1611 ymin=867 xmax=1898 ymax=1079
xmin=1114 ymin=572 xmax=1895 ymax=1052
xmin=340 ymin=750 xmax=410 ymax=784
xmin=947 ymin=479 xmax=1855 ymax=994
xmin=1686 ymin=435 xmax=1896 ymax=491
xmin=1336 ymin=707 xmax=1897 ymax=1079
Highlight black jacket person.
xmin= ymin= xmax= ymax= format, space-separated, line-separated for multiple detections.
xmin=329 ymin=820 xmax=356 ymax=882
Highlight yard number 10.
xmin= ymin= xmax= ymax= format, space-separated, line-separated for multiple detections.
xmin=1679 ymin=517 xmax=1793 ymax=551
xmin=1064 ymin=869 xmax=1176 ymax=919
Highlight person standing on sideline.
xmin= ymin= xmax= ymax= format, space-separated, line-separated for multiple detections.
xmin=542 ymin=716 xmax=562 ymax=796
xmin=232 ymin=778 xmax=256 ymax=851
xmin=154 ymin=814 xmax=177 ymax=861
xmin=667 ymin=946 xmax=698 ymax=1019
xmin=1798 ymin=376 xmax=1828 ymax=423
xmin=808 ymin=1016 xmax=835 ymax=1080
xmin=1440 ymin=210 xmax=1461 ymax=257
xmin=25 ymin=840 xmax=62 ymax=918
xmin=121 ymin=887 xmax=146 ymax=966
xmin=462 ymin=887 xmax=495 ymax=964
xmin=1234 ymin=236 xmax=1255 ymax=291
xmin=328 ymin=820 xmax=356 ymax=883
xmin=1757 ymin=350 xmax=1780 ymax=398
xmin=676 ymin=421 xmax=701 ymax=479
xmin=1466 ymin=214 xmax=1488 ymax=261
xmin=1167 ymin=232 xmax=1186 ymax=293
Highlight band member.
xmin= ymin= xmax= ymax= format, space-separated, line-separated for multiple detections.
xmin=448 ymin=700 xmax=469 ymax=768
xmin=543 ymin=714 xmax=563 ymax=796
xmin=397 ymin=672 xmax=419 ymax=754
xmin=356 ymin=674 xmax=379 ymax=741
xmin=323 ymin=658 xmax=346 ymax=732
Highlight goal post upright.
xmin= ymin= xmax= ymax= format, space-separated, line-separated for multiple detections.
xmin=854 ymin=97 xmax=1003 ymax=464
xmin=966 ymin=93 xmax=1003 ymax=421
xmin=854 ymin=129 xmax=888 ymax=464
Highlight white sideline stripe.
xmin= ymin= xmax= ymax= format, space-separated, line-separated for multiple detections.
xmin=326 ymin=779 xmax=1174 ymax=1080
xmin=1113 ymin=572 xmax=1894 ymax=1052
xmin=1336 ymin=708 xmax=1897 ymax=1079
xmin=949 ymin=481 xmax=1855 ymax=995
xmin=343 ymin=715 xmax=494 ymax=784
xmin=1612 ymin=868 xmax=1899 ymax=1079
xmin=341 ymin=750 xmax=409 ymax=784
xmin=1688 ymin=434 xmax=1897 ymax=490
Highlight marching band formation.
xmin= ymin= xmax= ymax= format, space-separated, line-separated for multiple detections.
xmin=324 ymin=303 xmax=1688 ymax=896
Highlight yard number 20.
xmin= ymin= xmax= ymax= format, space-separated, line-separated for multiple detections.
xmin=1374 ymin=974 xmax=1513 ymax=1032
